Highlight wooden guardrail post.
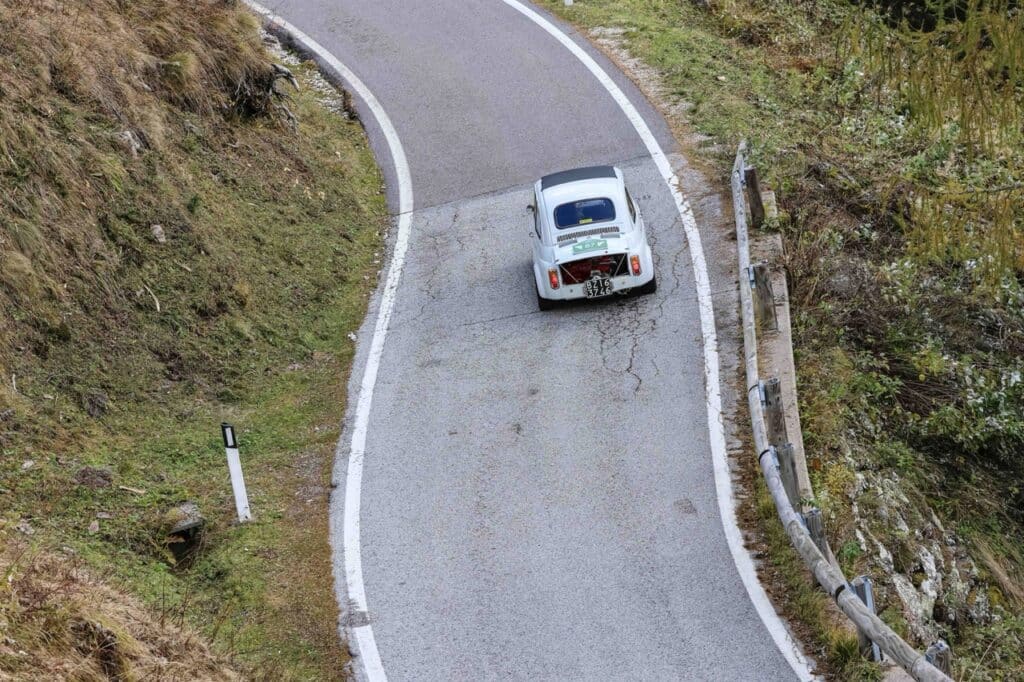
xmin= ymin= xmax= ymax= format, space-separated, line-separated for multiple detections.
xmin=761 ymin=377 xmax=787 ymax=447
xmin=750 ymin=263 xmax=778 ymax=332
xmin=852 ymin=576 xmax=883 ymax=662
xmin=803 ymin=507 xmax=828 ymax=558
xmin=744 ymin=165 xmax=766 ymax=229
xmin=775 ymin=443 xmax=800 ymax=510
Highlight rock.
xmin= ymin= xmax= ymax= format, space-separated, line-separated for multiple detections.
xmin=96 ymin=512 xmax=113 ymax=520
xmin=75 ymin=466 xmax=113 ymax=489
xmin=261 ymin=31 xmax=281 ymax=49
xmin=0 ymin=408 xmax=13 ymax=421
xmin=164 ymin=502 xmax=205 ymax=564
xmin=164 ymin=502 xmax=203 ymax=534
xmin=150 ymin=224 xmax=167 ymax=243
xmin=88 ymin=520 xmax=100 ymax=534
xmin=21 ymin=459 xmax=34 ymax=470
xmin=116 ymin=129 xmax=144 ymax=157
xmin=14 ymin=520 xmax=34 ymax=536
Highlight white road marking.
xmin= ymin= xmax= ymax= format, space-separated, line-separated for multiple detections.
xmin=245 ymin=4 xmax=410 ymax=680
xmin=498 ymin=1 xmax=815 ymax=678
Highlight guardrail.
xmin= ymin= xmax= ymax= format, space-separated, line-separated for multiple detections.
xmin=731 ymin=141 xmax=953 ymax=682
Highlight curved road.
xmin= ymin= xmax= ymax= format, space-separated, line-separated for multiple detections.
xmin=262 ymin=1 xmax=810 ymax=679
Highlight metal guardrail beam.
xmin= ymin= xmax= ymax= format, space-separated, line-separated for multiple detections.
xmin=732 ymin=141 xmax=951 ymax=682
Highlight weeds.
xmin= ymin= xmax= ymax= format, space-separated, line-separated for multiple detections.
xmin=0 ymin=530 xmax=239 ymax=679
xmin=539 ymin=0 xmax=1024 ymax=677
xmin=843 ymin=0 xmax=1024 ymax=281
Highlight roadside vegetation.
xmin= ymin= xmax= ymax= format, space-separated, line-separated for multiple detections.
xmin=541 ymin=0 xmax=1022 ymax=678
xmin=1 ymin=0 xmax=387 ymax=678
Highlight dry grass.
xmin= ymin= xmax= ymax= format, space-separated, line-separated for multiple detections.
xmin=0 ymin=0 xmax=289 ymax=388
xmin=0 ymin=529 xmax=239 ymax=680
xmin=0 ymin=0 xmax=386 ymax=678
xmin=975 ymin=538 xmax=1024 ymax=610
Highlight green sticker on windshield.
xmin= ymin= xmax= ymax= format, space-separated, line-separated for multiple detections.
xmin=572 ymin=238 xmax=607 ymax=254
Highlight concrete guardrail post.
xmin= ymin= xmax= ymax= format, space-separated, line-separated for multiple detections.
xmin=852 ymin=576 xmax=882 ymax=662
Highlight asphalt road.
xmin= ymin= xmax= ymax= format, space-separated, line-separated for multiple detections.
xmin=267 ymin=1 xmax=806 ymax=679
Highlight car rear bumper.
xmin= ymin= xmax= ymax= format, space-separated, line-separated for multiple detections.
xmin=539 ymin=270 xmax=655 ymax=300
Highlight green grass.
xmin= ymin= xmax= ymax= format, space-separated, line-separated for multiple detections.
xmin=538 ymin=0 xmax=1024 ymax=679
xmin=753 ymin=475 xmax=882 ymax=681
xmin=0 ymin=1 xmax=388 ymax=674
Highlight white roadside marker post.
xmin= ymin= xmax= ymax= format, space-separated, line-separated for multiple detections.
xmin=221 ymin=423 xmax=252 ymax=523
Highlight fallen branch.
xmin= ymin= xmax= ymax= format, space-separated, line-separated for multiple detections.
xmin=142 ymin=284 xmax=160 ymax=313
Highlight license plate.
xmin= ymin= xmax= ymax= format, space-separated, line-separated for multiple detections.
xmin=584 ymin=277 xmax=613 ymax=298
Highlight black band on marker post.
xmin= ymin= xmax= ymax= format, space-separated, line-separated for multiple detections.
xmin=221 ymin=423 xmax=236 ymax=449
xmin=758 ymin=447 xmax=774 ymax=465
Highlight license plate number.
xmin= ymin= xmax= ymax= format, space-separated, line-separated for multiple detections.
xmin=584 ymin=277 xmax=613 ymax=298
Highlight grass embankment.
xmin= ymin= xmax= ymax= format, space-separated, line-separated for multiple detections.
xmin=0 ymin=1 xmax=387 ymax=678
xmin=540 ymin=0 xmax=1023 ymax=679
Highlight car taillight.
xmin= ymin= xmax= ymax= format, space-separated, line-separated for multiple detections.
xmin=630 ymin=254 xmax=641 ymax=276
xmin=548 ymin=268 xmax=560 ymax=290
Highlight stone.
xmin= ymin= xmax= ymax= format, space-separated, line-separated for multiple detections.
xmin=116 ymin=129 xmax=144 ymax=157
xmin=164 ymin=501 xmax=203 ymax=534
xmin=164 ymin=502 xmax=205 ymax=564
xmin=150 ymin=224 xmax=167 ymax=243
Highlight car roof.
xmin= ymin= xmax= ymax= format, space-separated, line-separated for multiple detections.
xmin=540 ymin=165 xmax=617 ymax=190
xmin=538 ymin=166 xmax=624 ymax=211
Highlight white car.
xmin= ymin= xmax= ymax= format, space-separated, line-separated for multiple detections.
xmin=530 ymin=165 xmax=656 ymax=310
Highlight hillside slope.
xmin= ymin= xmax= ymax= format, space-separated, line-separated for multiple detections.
xmin=538 ymin=0 xmax=1023 ymax=678
xmin=1 ymin=1 xmax=386 ymax=677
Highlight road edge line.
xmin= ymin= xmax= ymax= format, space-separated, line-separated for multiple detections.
xmin=498 ymin=1 xmax=815 ymax=678
xmin=244 ymin=4 xmax=410 ymax=680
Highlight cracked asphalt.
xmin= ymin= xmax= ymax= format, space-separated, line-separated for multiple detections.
xmin=271 ymin=0 xmax=800 ymax=679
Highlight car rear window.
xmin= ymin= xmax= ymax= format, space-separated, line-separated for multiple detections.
xmin=553 ymin=198 xmax=615 ymax=229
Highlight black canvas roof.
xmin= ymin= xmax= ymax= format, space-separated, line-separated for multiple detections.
xmin=540 ymin=165 xmax=617 ymax=190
